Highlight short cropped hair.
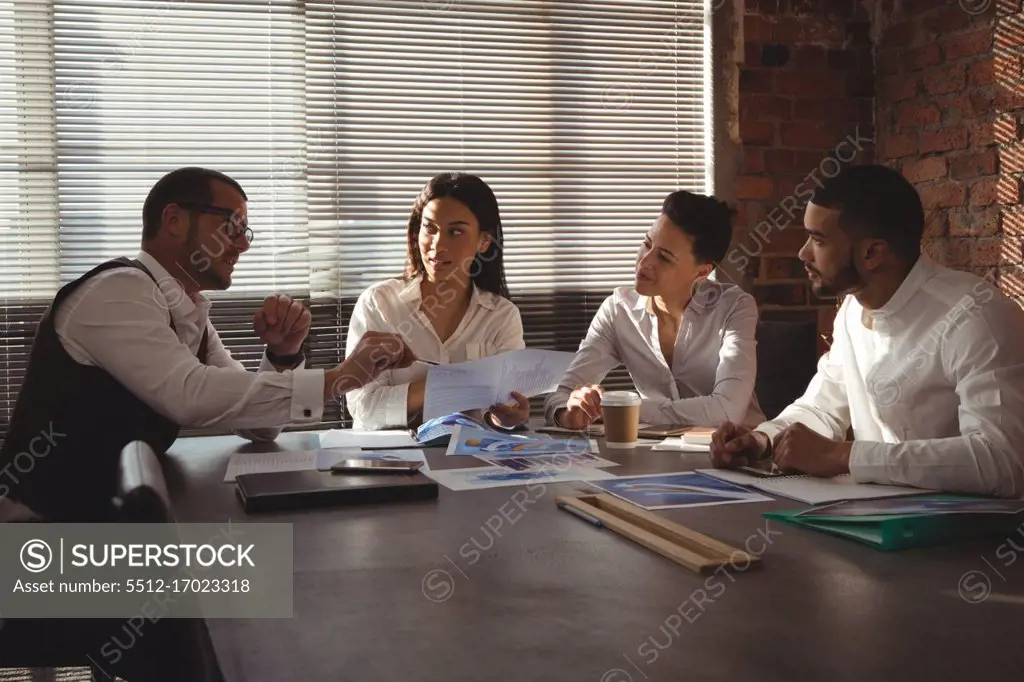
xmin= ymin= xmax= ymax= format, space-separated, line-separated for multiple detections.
xmin=142 ymin=167 xmax=247 ymax=241
xmin=661 ymin=190 xmax=734 ymax=265
xmin=811 ymin=164 xmax=924 ymax=263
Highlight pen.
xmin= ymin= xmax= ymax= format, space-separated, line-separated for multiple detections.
xmin=557 ymin=502 xmax=604 ymax=528
xmin=417 ymin=359 xmax=440 ymax=366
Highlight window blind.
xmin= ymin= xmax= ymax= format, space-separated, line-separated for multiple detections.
xmin=1 ymin=0 xmax=59 ymax=442
xmin=306 ymin=0 xmax=712 ymax=401
xmin=0 ymin=0 xmax=712 ymax=445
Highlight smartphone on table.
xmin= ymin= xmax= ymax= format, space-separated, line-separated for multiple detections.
xmin=330 ymin=459 xmax=423 ymax=474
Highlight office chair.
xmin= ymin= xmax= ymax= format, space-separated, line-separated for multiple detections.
xmin=0 ymin=441 xmax=225 ymax=682
xmin=755 ymin=319 xmax=819 ymax=420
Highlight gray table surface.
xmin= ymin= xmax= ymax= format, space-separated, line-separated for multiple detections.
xmin=163 ymin=429 xmax=1024 ymax=682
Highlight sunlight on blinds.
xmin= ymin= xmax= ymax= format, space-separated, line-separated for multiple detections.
xmin=53 ymin=0 xmax=308 ymax=295
xmin=0 ymin=0 xmax=59 ymax=299
xmin=307 ymin=0 xmax=710 ymax=298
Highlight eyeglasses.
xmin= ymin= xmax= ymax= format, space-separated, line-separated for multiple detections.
xmin=176 ymin=202 xmax=254 ymax=244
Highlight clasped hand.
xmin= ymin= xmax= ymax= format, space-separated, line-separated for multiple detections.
xmin=254 ymin=294 xmax=311 ymax=357
xmin=709 ymin=421 xmax=851 ymax=478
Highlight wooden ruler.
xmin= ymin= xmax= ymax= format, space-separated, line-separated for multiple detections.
xmin=556 ymin=493 xmax=760 ymax=575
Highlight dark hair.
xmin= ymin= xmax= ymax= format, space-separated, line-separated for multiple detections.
xmin=661 ymin=190 xmax=734 ymax=264
xmin=142 ymin=167 xmax=247 ymax=241
xmin=811 ymin=164 xmax=924 ymax=263
xmin=404 ymin=172 xmax=510 ymax=299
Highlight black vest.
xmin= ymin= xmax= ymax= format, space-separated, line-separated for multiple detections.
xmin=0 ymin=258 xmax=208 ymax=521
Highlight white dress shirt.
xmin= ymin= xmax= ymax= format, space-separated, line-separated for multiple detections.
xmin=757 ymin=253 xmax=1024 ymax=498
xmin=54 ymin=251 xmax=325 ymax=440
xmin=544 ymin=274 xmax=765 ymax=428
xmin=345 ymin=276 xmax=525 ymax=430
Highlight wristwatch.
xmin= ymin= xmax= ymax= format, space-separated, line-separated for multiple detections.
xmin=266 ymin=348 xmax=304 ymax=367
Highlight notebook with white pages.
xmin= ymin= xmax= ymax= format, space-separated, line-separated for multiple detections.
xmin=695 ymin=468 xmax=932 ymax=505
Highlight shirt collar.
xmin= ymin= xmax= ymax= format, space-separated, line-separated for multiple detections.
xmin=398 ymin=273 xmax=498 ymax=311
xmin=398 ymin=275 xmax=423 ymax=306
xmin=136 ymin=251 xmax=211 ymax=319
xmin=869 ymin=252 xmax=936 ymax=320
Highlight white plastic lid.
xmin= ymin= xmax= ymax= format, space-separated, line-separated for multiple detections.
xmin=600 ymin=390 xmax=641 ymax=407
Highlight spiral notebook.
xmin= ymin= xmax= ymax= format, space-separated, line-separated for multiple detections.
xmin=694 ymin=468 xmax=932 ymax=505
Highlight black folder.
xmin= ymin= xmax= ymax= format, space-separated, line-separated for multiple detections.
xmin=235 ymin=469 xmax=439 ymax=513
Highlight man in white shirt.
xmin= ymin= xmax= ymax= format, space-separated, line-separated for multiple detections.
xmin=711 ymin=164 xmax=1024 ymax=498
xmin=0 ymin=167 xmax=414 ymax=520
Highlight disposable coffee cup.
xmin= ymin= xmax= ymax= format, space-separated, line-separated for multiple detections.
xmin=601 ymin=391 xmax=642 ymax=448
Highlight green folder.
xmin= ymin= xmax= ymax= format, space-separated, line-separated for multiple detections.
xmin=764 ymin=495 xmax=1024 ymax=552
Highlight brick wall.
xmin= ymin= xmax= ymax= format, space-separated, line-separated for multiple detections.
xmin=874 ymin=0 xmax=1024 ymax=307
xmin=732 ymin=0 xmax=877 ymax=354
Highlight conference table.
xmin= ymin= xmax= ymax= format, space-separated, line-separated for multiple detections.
xmin=162 ymin=429 xmax=1024 ymax=682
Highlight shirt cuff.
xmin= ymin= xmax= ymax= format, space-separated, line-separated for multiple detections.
xmin=639 ymin=399 xmax=671 ymax=425
xmin=260 ymin=349 xmax=305 ymax=371
xmin=544 ymin=391 xmax=570 ymax=425
xmin=847 ymin=440 xmax=890 ymax=484
xmin=385 ymin=382 xmax=411 ymax=429
xmin=754 ymin=420 xmax=784 ymax=441
xmin=290 ymin=369 xmax=326 ymax=423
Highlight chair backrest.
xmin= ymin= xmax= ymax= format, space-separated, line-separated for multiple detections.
xmin=112 ymin=441 xmax=225 ymax=681
xmin=0 ymin=441 xmax=224 ymax=680
xmin=115 ymin=439 xmax=175 ymax=523
xmin=0 ymin=496 xmax=40 ymax=522
xmin=755 ymin=319 xmax=819 ymax=420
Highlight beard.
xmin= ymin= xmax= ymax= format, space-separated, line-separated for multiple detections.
xmin=809 ymin=256 xmax=863 ymax=298
xmin=185 ymin=224 xmax=232 ymax=291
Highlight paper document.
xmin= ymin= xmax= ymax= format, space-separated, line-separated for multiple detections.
xmin=651 ymin=438 xmax=711 ymax=452
xmin=416 ymin=412 xmax=492 ymax=446
xmin=223 ymin=450 xmax=317 ymax=483
xmin=424 ymin=465 xmax=615 ymax=492
xmin=445 ymin=425 xmax=597 ymax=456
xmin=422 ymin=349 xmax=575 ymax=421
xmin=314 ymin=448 xmax=429 ymax=472
xmin=696 ymin=468 xmax=932 ymax=505
xmin=794 ymin=495 xmax=1024 ymax=518
xmin=588 ymin=472 xmax=773 ymax=510
xmin=318 ymin=429 xmax=419 ymax=450
xmin=475 ymin=451 xmax=619 ymax=471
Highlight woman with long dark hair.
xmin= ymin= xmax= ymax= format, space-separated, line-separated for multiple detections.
xmin=345 ymin=172 xmax=529 ymax=430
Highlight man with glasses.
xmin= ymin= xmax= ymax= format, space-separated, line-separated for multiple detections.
xmin=0 ymin=166 xmax=415 ymax=521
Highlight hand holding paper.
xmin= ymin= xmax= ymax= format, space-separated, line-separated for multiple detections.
xmin=488 ymin=390 xmax=531 ymax=428
xmin=422 ymin=349 xmax=575 ymax=421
